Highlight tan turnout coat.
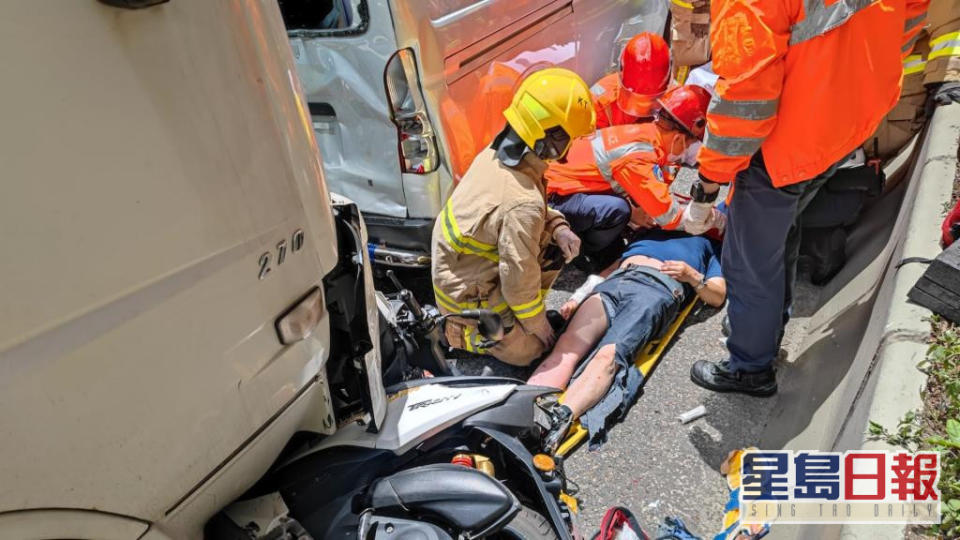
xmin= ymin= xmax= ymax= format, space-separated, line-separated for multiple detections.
xmin=864 ymin=0 xmax=960 ymax=162
xmin=431 ymin=148 xmax=568 ymax=365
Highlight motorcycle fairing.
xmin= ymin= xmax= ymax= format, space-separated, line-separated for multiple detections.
xmin=367 ymin=464 xmax=520 ymax=536
xmin=290 ymin=382 xmax=516 ymax=458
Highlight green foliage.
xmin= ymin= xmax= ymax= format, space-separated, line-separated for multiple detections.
xmin=869 ymin=317 xmax=960 ymax=538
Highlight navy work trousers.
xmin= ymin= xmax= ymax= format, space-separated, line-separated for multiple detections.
xmin=723 ymin=153 xmax=840 ymax=373
xmin=548 ymin=193 xmax=631 ymax=254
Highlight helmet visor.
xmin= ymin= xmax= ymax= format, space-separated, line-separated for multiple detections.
xmin=534 ymin=126 xmax=573 ymax=161
xmin=616 ymin=83 xmax=664 ymax=118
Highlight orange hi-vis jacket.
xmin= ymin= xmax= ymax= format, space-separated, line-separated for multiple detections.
xmin=545 ymin=123 xmax=684 ymax=229
xmin=590 ymin=73 xmax=646 ymax=128
xmin=697 ymin=0 xmax=931 ymax=187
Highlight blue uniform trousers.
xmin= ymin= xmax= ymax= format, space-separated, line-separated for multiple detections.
xmin=548 ymin=193 xmax=631 ymax=254
xmin=723 ymin=152 xmax=841 ymax=373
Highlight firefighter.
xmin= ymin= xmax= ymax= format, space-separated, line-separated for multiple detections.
xmin=431 ymin=68 xmax=595 ymax=367
xmin=799 ymin=0 xmax=959 ymax=286
xmin=591 ymin=32 xmax=672 ymax=129
xmin=546 ymin=85 xmax=716 ymax=257
xmin=685 ymin=0 xmax=930 ymax=396
xmin=924 ymin=0 xmax=959 ymax=108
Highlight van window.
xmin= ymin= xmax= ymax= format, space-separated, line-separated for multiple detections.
xmin=278 ymin=0 xmax=367 ymax=34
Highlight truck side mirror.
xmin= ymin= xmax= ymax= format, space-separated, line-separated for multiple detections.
xmin=459 ymin=309 xmax=505 ymax=343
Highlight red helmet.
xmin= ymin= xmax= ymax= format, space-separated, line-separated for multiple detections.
xmin=657 ymin=85 xmax=712 ymax=140
xmin=617 ymin=33 xmax=672 ymax=118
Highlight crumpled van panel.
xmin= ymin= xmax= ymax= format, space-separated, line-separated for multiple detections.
xmin=406 ymin=0 xmax=563 ymax=59
xmin=392 ymin=0 xmax=664 ymax=181
xmin=291 ymin=0 xmax=407 ymax=218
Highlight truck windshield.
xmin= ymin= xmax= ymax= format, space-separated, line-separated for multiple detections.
xmin=278 ymin=0 xmax=367 ymax=34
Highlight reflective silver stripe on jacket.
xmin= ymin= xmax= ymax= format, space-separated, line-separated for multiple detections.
xmin=904 ymin=13 xmax=926 ymax=33
xmin=653 ymin=200 xmax=681 ymax=226
xmin=903 ymin=32 xmax=922 ymax=53
xmin=590 ymin=134 xmax=654 ymax=184
xmin=708 ymin=96 xmax=779 ymax=121
xmin=590 ymin=83 xmax=607 ymax=96
xmin=789 ymin=0 xmax=875 ymax=46
xmin=930 ymin=37 xmax=960 ymax=56
xmin=903 ymin=54 xmax=927 ymax=74
xmin=703 ymin=131 xmax=763 ymax=157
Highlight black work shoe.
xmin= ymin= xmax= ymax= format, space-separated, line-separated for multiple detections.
xmin=543 ymin=404 xmax=574 ymax=454
xmin=721 ymin=314 xmax=731 ymax=337
xmin=690 ymin=360 xmax=777 ymax=397
xmin=547 ymin=310 xmax=566 ymax=333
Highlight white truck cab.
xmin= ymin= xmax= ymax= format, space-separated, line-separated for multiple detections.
xmin=0 ymin=1 xmax=383 ymax=538
xmin=282 ymin=0 xmax=669 ymax=267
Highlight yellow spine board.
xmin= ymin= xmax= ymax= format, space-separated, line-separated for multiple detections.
xmin=555 ymin=298 xmax=698 ymax=457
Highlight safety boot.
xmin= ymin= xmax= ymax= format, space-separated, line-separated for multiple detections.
xmin=690 ymin=360 xmax=777 ymax=397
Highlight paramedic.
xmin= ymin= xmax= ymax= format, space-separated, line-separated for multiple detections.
xmin=592 ymin=33 xmax=672 ymax=128
xmin=686 ymin=0 xmax=931 ymax=396
xmin=546 ymin=85 xmax=717 ymax=256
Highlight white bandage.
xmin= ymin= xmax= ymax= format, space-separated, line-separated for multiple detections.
xmin=569 ymin=274 xmax=605 ymax=306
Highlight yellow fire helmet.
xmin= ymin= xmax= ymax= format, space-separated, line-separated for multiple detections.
xmin=503 ymin=67 xmax=596 ymax=159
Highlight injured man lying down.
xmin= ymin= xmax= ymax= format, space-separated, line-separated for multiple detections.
xmin=530 ymin=228 xmax=727 ymax=451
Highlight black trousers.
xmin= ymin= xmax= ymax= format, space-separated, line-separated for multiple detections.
xmin=723 ymin=153 xmax=841 ymax=372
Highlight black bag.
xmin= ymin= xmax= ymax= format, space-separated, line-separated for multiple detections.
xmin=799 ymin=165 xmax=884 ymax=284
xmin=801 ymin=165 xmax=883 ymax=229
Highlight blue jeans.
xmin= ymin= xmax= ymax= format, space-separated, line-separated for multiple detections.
xmin=576 ymin=266 xmax=684 ymax=448
xmin=723 ymin=153 xmax=841 ymax=373
xmin=548 ymin=193 xmax=631 ymax=254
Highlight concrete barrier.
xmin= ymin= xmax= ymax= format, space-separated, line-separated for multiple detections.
xmin=770 ymin=102 xmax=960 ymax=540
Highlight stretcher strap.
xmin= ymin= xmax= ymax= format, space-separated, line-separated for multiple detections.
xmin=555 ymin=297 xmax=699 ymax=457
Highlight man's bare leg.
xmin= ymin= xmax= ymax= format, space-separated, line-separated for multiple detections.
xmin=561 ymin=343 xmax=617 ymax=418
xmin=528 ymin=295 xmax=609 ymax=389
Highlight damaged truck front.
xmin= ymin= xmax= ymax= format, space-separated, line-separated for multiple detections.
xmin=0 ymin=1 xmax=385 ymax=538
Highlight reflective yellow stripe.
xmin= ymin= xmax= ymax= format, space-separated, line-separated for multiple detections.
xmin=433 ymin=289 xmax=463 ymax=314
xmin=463 ymin=326 xmax=487 ymax=354
xmin=464 ymin=326 xmax=476 ymax=353
xmin=433 ymin=284 xmax=508 ymax=315
xmin=671 ymin=0 xmax=694 ymax=8
xmin=441 ymin=203 xmax=500 ymax=262
xmin=511 ymin=292 xmax=546 ymax=320
xmin=515 ymin=303 xmax=546 ymax=320
xmin=928 ymin=32 xmax=960 ymax=60
xmin=903 ymin=54 xmax=927 ymax=75
xmin=931 ymin=31 xmax=960 ymax=47
xmin=511 ymin=293 xmax=543 ymax=312
xmin=445 ymin=204 xmax=496 ymax=251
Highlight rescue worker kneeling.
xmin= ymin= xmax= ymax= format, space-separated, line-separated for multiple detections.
xmin=431 ymin=68 xmax=595 ymax=367
xmin=591 ymin=32 xmax=672 ymax=128
xmin=528 ymin=219 xmax=727 ymax=451
xmin=546 ymin=85 xmax=716 ymax=256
